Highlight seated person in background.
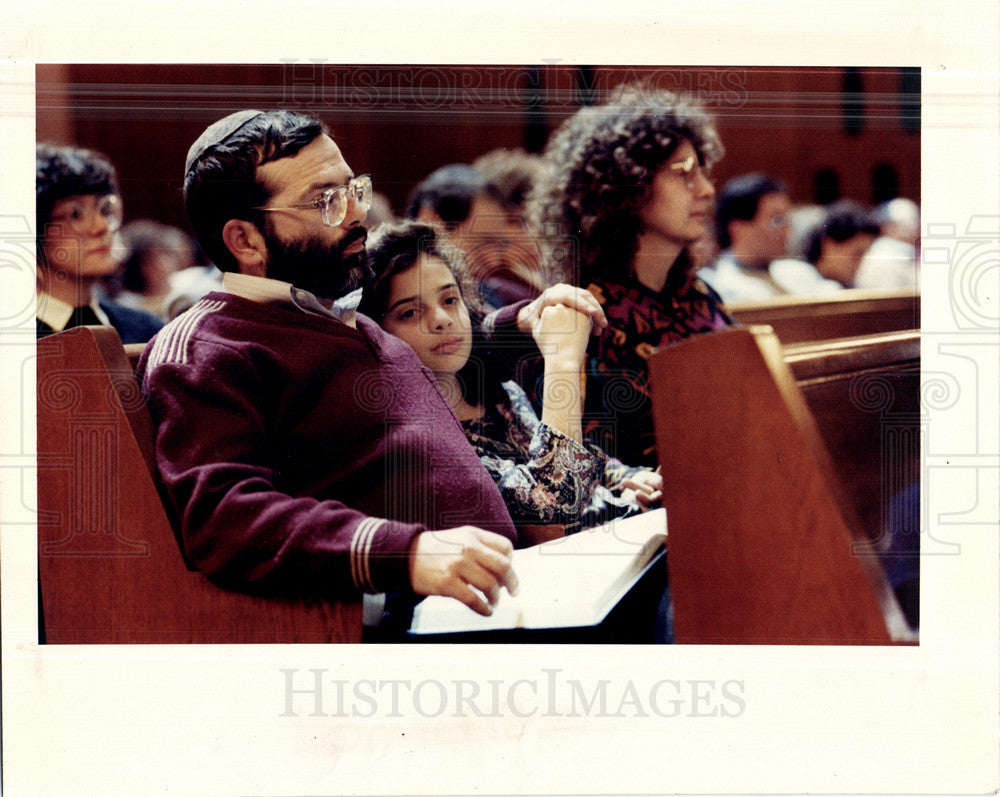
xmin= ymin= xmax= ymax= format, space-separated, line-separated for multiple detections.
xmin=364 ymin=189 xmax=397 ymax=232
xmin=106 ymin=219 xmax=196 ymax=319
xmin=784 ymin=203 xmax=827 ymax=261
xmin=698 ymin=173 xmax=838 ymax=300
xmin=360 ymin=220 xmax=662 ymax=531
xmin=160 ymin=257 xmax=225 ymax=321
xmin=798 ymin=199 xmax=881 ymax=288
xmin=140 ymin=110 xmax=603 ymax=617
xmin=35 ymin=143 xmax=163 ymax=343
xmin=527 ymin=85 xmax=733 ymax=468
xmin=471 ymin=147 xmax=552 ymax=275
xmin=471 ymin=147 xmax=545 ymax=224
xmin=854 ymin=197 xmax=920 ymax=290
xmin=406 ymin=162 xmax=546 ymax=310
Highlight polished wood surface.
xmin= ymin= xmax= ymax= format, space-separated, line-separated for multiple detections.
xmin=724 ymin=289 xmax=919 ymax=344
xmin=37 ymin=326 xmax=362 ymax=644
xmin=785 ymin=330 xmax=921 ymax=548
xmin=649 ymin=326 xmax=912 ymax=644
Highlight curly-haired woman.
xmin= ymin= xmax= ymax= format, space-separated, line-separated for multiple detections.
xmin=528 ymin=85 xmax=734 ymax=467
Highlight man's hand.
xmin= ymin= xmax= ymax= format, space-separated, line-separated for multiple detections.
xmin=620 ymin=468 xmax=663 ymax=511
xmin=516 ymin=284 xmax=607 ymax=335
xmin=409 ymin=526 xmax=520 ymax=616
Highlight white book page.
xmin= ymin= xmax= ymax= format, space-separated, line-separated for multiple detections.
xmin=410 ymin=509 xmax=667 ymax=634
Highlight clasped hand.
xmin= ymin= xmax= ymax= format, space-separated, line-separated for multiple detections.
xmin=532 ymin=302 xmax=593 ymax=366
xmin=516 ymin=283 xmax=607 ymax=338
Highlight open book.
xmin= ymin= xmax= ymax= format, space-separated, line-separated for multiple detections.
xmin=409 ymin=508 xmax=667 ymax=635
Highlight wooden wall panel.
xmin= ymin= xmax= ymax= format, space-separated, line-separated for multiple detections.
xmin=36 ymin=64 xmax=919 ymax=233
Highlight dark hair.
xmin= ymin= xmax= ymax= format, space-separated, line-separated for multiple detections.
xmin=36 ymin=143 xmax=119 ymax=264
xmin=404 ymin=163 xmax=502 ymax=228
xmin=472 ymin=148 xmax=548 ymax=216
xmin=529 ymin=84 xmax=723 ymax=289
xmin=804 ymin=200 xmax=880 ymax=264
xmin=183 ymin=110 xmax=326 ymax=272
xmin=714 ymin=173 xmax=787 ymax=250
xmin=361 ymin=219 xmax=496 ymax=406
xmin=119 ymin=220 xmax=193 ymax=293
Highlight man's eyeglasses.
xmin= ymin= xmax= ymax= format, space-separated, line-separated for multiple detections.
xmin=668 ymin=156 xmax=711 ymax=190
xmin=49 ymin=194 xmax=123 ymax=234
xmin=253 ymin=175 xmax=373 ymax=228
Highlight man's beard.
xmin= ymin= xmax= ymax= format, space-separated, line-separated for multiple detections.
xmin=263 ymin=225 xmax=374 ymax=301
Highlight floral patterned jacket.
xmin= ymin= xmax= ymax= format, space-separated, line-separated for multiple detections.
xmin=462 ymin=380 xmax=641 ymax=528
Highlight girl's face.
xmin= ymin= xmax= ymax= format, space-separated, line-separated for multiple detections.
xmin=381 ymin=254 xmax=473 ymax=377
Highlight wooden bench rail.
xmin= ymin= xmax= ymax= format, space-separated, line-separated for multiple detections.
xmin=724 ymin=288 xmax=919 ymax=345
xmin=37 ymin=326 xmax=362 ymax=644
xmin=650 ymin=326 xmax=913 ymax=644
xmin=123 ymin=342 xmax=145 ymax=374
xmin=784 ymin=330 xmax=920 ymax=551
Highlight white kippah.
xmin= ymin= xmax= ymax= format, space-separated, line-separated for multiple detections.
xmin=184 ymin=110 xmax=265 ymax=175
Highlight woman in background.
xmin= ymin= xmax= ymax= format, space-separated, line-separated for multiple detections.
xmin=528 ymin=85 xmax=733 ymax=467
xmin=36 ymin=143 xmax=163 ymax=343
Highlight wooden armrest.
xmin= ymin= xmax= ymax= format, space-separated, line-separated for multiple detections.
xmin=519 ymin=524 xmax=567 ymax=546
xmin=37 ymin=326 xmax=363 ymax=644
xmin=123 ymin=342 xmax=146 ymax=374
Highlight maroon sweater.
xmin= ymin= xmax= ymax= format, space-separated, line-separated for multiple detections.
xmin=139 ymin=293 xmax=516 ymax=599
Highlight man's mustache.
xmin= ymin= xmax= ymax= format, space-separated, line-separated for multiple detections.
xmin=338 ymin=228 xmax=368 ymax=252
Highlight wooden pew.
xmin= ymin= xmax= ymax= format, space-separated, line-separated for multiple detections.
xmin=723 ymin=288 xmax=919 ymax=344
xmin=37 ymin=326 xmax=362 ymax=644
xmin=784 ymin=330 xmax=920 ymax=548
xmin=649 ymin=325 xmax=914 ymax=644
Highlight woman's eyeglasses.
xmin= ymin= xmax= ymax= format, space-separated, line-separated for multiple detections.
xmin=49 ymin=194 xmax=123 ymax=234
xmin=668 ymin=156 xmax=711 ymax=190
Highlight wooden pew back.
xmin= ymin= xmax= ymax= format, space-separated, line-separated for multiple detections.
xmin=724 ymin=288 xmax=919 ymax=344
xmin=785 ymin=330 xmax=920 ymax=549
xmin=649 ymin=326 xmax=912 ymax=644
xmin=37 ymin=326 xmax=362 ymax=644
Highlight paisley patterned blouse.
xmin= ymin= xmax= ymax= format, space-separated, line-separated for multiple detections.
xmin=462 ymin=380 xmax=642 ymax=528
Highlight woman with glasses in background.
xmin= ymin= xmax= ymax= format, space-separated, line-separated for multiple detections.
xmin=526 ymin=86 xmax=734 ymax=468
xmin=36 ymin=143 xmax=163 ymax=343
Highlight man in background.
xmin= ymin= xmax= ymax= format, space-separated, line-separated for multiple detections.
xmin=854 ymin=197 xmax=920 ymax=290
xmin=406 ymin=161 xmax=545 ymax=309
xmin=699 ymin=173 xmax=795 ymax=301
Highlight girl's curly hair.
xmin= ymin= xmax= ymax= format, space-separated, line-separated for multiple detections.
xmin=528 ymin=84 xmax=723 ymax=289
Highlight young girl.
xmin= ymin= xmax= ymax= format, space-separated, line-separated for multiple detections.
xmin=360 ymin=220 xmax=662 ymax=531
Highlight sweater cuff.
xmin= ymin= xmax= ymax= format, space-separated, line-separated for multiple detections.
xmin=349 ymin=518 xmax=424 ymax=594
xmin=481 ymin=300 xmax=531 ymax=341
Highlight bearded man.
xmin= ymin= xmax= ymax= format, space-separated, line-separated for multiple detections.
xmin=140 ymin=111 xmax=601 ymax=620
